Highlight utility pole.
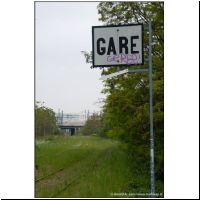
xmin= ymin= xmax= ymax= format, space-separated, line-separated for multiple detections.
xmin=84 ymin=110 xmax=87 ymax=120
xmin=149 ymin=20 xmax=155 ymax=196
xmin=61 ymin=110 xmax=63 ymax=124
xmin=58 ymin=108 xmax=61 ymax=124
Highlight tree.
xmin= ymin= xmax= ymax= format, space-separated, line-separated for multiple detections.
xmin=35 ymin=102 xmax=58 ymax=138
xmin=83 ymin=2 xmax=164 ymax=192
xmin=81 ymin=112 xmax=105 ymax=136
xmin=98 ymin=0 xmax=164 ymax=180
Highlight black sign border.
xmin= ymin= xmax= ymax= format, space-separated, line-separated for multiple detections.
xmin=92 ymin=23 xmax=144 ymax=68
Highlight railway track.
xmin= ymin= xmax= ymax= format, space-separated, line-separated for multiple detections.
xmin=35 ymin=148 xmax=108 ymax=197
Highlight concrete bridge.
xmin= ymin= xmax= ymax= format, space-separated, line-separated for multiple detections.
xmin=56 ymin=111 xmax=88 ymax=135
xmin=58 ymin=120 xmax=85 ymax=136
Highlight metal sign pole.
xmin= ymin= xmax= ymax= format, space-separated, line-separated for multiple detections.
xmin=96 ymin=22 xmax=155 ymax=196
xmin=148 ymin=21 xmax=155 ymax=196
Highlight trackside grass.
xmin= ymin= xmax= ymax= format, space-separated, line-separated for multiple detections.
xmin=35 ymin=135 xmax=132 ymax=198
xmin=35 ymin=135 xmax=163 ymax=198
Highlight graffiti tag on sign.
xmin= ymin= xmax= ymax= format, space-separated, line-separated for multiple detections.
xmin=107 ymin=53 xmax=141 ymax=64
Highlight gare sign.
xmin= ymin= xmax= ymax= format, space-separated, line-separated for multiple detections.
xmin=92 ymin=24 xmax=143 ymax=67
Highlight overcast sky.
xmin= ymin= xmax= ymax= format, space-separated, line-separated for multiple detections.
xmin=35 ymin=2 xmax=104 ymax=114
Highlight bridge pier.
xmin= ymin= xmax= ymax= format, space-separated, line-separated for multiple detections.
xmin=71 ymin=128 xmax=75 ymax=136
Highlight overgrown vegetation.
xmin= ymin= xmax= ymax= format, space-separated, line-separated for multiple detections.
xmin=35 ymin=101 xmax=62 ymax=138
xmin=35 ymin=136 xmax=134 ymax=198
xmin=81 ymin=112 xmax=105 ymax=137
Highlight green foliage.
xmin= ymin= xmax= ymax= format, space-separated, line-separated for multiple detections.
xmin=96 ymin=1 xmax=164 ymax=192
xmin=35 ymin=102 xmax=59 ymax=138
xmin=81 ymin=112 xmax=105 ymax=137
xmin=81 ymin=51 xmax=92 ymax=64
xmin=35 ymin=136 xmax=133 ymax=198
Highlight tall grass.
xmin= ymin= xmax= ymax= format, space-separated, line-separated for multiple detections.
xmin=35 ymin=135 xmax=163 ymax=198
xmin=35 ymin=136 xmax=132 ymax=197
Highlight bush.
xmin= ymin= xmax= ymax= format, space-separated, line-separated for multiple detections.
xmin=81 ymin=113 xmax=104 ymax=136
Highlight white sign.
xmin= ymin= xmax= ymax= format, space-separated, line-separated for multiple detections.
xmin=92 ymin=24 xmax=143 ymax=67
